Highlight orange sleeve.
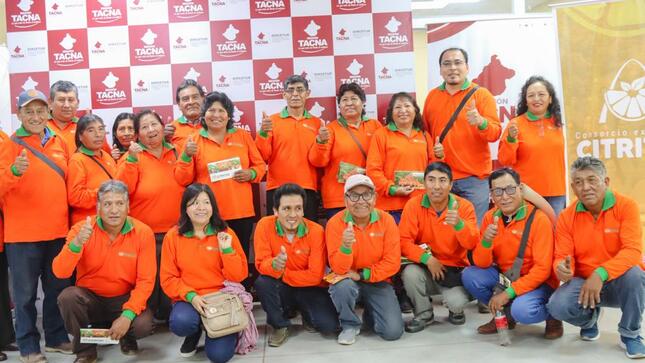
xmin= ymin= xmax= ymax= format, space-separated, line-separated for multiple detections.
xmin=115 ymin=155 xmax=141 ymax=194
xmin=67 ymin=156 xmax=99 ymax=209
xmin=160 ymin=229 xmax=195 ymax=302
xmin=553 ymin=211 xmax=576 ymax=277
xmin=475 ymin=89 xmax=501 ymax=142
xmin=283 ymin=224 xmax=326 ymax=287
xmin=366 ymin=215 xmax=401 ymax=283
xmin=365 ymin=129 xmax=393 ymax=197
xmin=455 ymin=199 xmax=479 ymax=251
xmin=172 ymin=152 xmax=196 ymax=187
xmin=399 ymin=198 xmax=426 ymax=263
xmin=510 ymin=212 xmax=554 ymax=296
xmin=497 ymin=122 xmax=519 ymax=167
xmin=473 ymin=212 xmax=495 ymax=268
xmin=602 ymin=198 xmax=643 ymax=280
xmin=244 ymin=131 xmax=267 ymax=183
xmin=0 ymin=140 xmax=21 ymax=199
xmin=123 ymin=224 xmax=157 ymax=315
xmin=253 ymin=218 xmax=283 ymax=279
xmin=52 ymin=220 xmax=86 ymax=279
xmin=307 ymin=127 xmax=334 ymax=168
xmin=326 ymin=215 xmax=354 ymax=275
xmin=219 ymin=228 xmax=249 ymax=283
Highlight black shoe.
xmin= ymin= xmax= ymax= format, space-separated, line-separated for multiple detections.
xmin=180 ymin=330 xmax=202 ymax=358
xmin=119 ymin=336 xmax=138 ymax=356
xmin=404 ymin=313 xmax=434 ymax=333
xmin=0 ymin=352 xmax=6 ymax=361
xmin=2 ymin=344 xmax=18 ymax=352
xmin=398 ymin=295 xmax=413 ymax=314
xmin=448 ymin=311 xmax=466 ymax=325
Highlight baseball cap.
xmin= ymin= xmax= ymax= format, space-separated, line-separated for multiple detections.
xmin=344 ymin=174 xmax=375 ymax=194
xmin=17 ymin=89 xmax=48 ymax=109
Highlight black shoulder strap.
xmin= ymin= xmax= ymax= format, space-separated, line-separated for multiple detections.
xmin=11 ymin=135 xmax=65 ymax=181
xmin=504 ymin=208 xmax=538 ymax=282
xmin=341 ymin=124 xmax=367 ymax=160
xmin=84 ymin=153 xmax=114 ymax=179
xmin=439 ymin=85 xmax=479 ymax=143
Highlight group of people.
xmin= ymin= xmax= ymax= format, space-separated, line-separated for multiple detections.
xmin=0 ymin=47 xmax=643 ymax=363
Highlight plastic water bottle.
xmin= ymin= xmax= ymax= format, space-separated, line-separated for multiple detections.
xmin=495 ymin=310 xmax=512 ymax=346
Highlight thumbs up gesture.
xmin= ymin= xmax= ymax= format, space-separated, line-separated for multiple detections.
xmin=433 ymin=136 xmax=444 ymax=159
xmin=465 ymin=99 xmax=482 ymax=127
xmin=184 ymin=135 xmax=198 ymax=157
xmin=342 ymin=221 xmax=356 ymax=250
xmin=444 ymin=199 xmax=460 ymax=226
xmin=111 ymin=144 xmax=123 ymax=160
xmin=508 ymin=119 xmax=519 ymax=139
xmin=260 ymin=111 xmax=273 ymax=133
xmin=316 ymin=119 xmax=330 ymax=144
xmin=13 ymin=149 xmax=29 ymax=175
xmin=164 ymin=116 xmax=176 ymax=140
xmin=482 ymin=215 xmax=499 ymax=243
xmin=128 ymin=141 xmax=143 ymax=158
xmin=556 ymin=255 xmax=574 ymax=283
xmin=273 ymin=245 xmax=288 ymax=271
xmin=217 ymin=232 xmax=233 ymax=251
xmin=72 ymin=216 xmax=93 ymax=249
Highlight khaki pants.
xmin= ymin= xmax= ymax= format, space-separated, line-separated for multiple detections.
xmin=402 ymin=264 xmax=470 ymax=319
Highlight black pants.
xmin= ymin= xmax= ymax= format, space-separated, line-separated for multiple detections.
xmin=266 ymin=188 xmax=319 ymax=222
xmin=0 ymin=252 xmax=15 ymax=347
xmin=148 ymin=233 xmax=171 ymax=322
xmin=226 ymin=217 xmax=257 ymax=290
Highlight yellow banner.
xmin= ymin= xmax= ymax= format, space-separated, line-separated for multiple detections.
xmin=557 ymin=0 xmax=645 ymax=238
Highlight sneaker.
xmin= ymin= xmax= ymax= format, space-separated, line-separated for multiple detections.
xmin=337 ymin=327 xmax=360 ymax=345
xmin=448 ymin=311 xmax=466 ymax=325
xmin=180 ymin=330 xmax=202 ymax=358
xmin=544 ymin=319 xmax=564 ymax=340
xmin=405 ymin=313 xmax=435 ymax=333
xmin=268 ymin=327 xmax=289 ymax=347
xmin=119 ymin=336 xmax=138 ymax=356
xmin=19 ymin=353 xmax=48 ymax=363
xmin=580 ymin=323 xmax=600 ymax=341
xmin=620 ymin=336 xmax=645 ymax=359
xmin=44 ymin=342 xmax=73 ymax=355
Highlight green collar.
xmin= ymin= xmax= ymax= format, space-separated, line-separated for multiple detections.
xmin=493 ymin=201 xmax=528 ymax=221
xmin=183 ymin=223 xmax=216 ymax=238
xmin=49 ymin=115 xmax=78 ymax=124
xmin=177 ymin=115 xmax=188 ymax=125
xmin=438 ymin=79 xmax=471 ymax=91
xmin=15 ymin=126 xmax=56 ymax=137
xmin=338 ymin=115 xmax=368 ymax=127
xmin=386 ymin=122 xmax=420 ymax=132
xmin=575 ymin=189 xmax=616 ymax=213
xmin=526 ymin=111 xmax=552 ymax=121
xmin=96 ymin=217 xmax=134 ymax=235
xmin=280 ymin=107 xmax=312 ymax=119
xmin=198 ymin=127 xmax=236 ymax=138
xmin=421 ymin=193 xmax=456 ymax=210
xmin=342 ymin=209 xmax=380 ymax=224
xmin=79 ymin=145 xmax=98 ymax=156
xmin=275 ymin=219 xmax=308 ymax=238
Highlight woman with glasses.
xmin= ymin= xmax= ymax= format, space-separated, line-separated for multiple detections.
xmin=67 ymin=114 xmax=117 ymax=224
xmin=309 ymin=83 xmax=382 ymax=220
xmin=498 ymin=76 xmax=566 ymax=216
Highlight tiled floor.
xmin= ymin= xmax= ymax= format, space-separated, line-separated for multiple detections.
xmin=5 ymin=302 xmax=634 ymax=362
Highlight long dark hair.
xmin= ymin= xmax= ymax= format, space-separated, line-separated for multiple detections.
xmin=178 ymin=183 xmax=227 ymax=236
xmin=517 ymin=76 xmax=562 ymax=128
xmin=385 ymin=92 xmax=424 ymax=131
xmin=111 ymin=112 xmax=135 ymax=152
xmin=200 ymin=91 xmax=235 ymax=131
xmin=74 ymin=114 xmax=105 ymax=149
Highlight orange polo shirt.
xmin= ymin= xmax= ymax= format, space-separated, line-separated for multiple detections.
xmin=255 ymin=108 xmax=322 ymax=191
xmin=0 ymin=126 xmax=69 ymax=242
xmin=498 ymin=113 xmax=565 ymax=197
xmin=422 ymin=80 xmax=501 ymax=180
xmin=554 ymin=190 xmax=644 ymax=282
xmin=52 ymin=216 xmax=156 ymax=316
xmin=116 ymin=141 xmax=184 ymax=233
xmin=169 ymin=115 xmax=201 ymax=149
xmin=366 ymin=123 xmax=434 ymax=211
xmin=254 ymin=216 xmax=326 ymax=287
xmin=400 ymin=194 xmax=478 ymax=267
xmin=174 ymin=128 xmax=266 ymax=221
xmin=309 ymin=117 xmax=382 ymax=209
xmin=48 ymin=118 xmax=111 ymax=154
xmin=67 ymin=146 xmax=117 ymax=225
xmin=326 ymin=209 xmax=400 ymax=283
xmin=160 ymin=225 xmax=248 ymax=302
xmin=473 ymin=203 xmax=557 ymax=297
xmin=0 ymin=131 xmax=5 ymax=252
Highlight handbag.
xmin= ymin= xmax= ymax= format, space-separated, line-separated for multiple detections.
xmin=200 ymin=291 xmax=249 ymax=338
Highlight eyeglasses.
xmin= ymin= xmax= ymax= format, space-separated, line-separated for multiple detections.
xmin=490 ymin=185 xmax=518 ymax=197
xmin=284 ymin=87 xmax=307 ymax=94
xmin=345 ymin=191 xmax=374 ymax=202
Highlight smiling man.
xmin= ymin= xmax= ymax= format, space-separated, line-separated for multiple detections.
xmin=547 ymin=157 xmax=645 ymax=359
xmin=164 ymin=79 xmax=205 ymax=148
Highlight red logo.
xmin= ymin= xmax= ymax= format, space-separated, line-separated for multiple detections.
xmin=253 ymin=58 xmax=293 ymax=100
xmin=231 ymin=101 xmax=256 ymax=135
xmin=292 ymin=16 xmax=333 ymax=57
xmin=373 ymin=12 xmax=413 ymax=53
xmin=9 ymin=72 xmax=50 ymax=114
xmin=87 ymin=0 xmax=127 ymax=27
xmin=332 ymin=0 xmax=371 ymax=14
xmin=473 ymin=55 xmax=516 ymax=96
xmin=171 ymin=63 xmax=213 ymax=95
xmin=378 ymin=67 xmax=392 ymax=80
xmin=7 ymin=0 xmax=46 ymax=31
xmin=335 ymin=54 xmax=375 ymax=94
xmin=250 ymin=0 xmax=290 ymax=18
xmin=129 ymin=24 xmax=170 ymax=65
xmin=47 ymin=29 xmax=89 ymax=70
xmin=90 ymin=67 xmax=131 ymax=109
xmin=211 ymin=20 xmax=252 ymax=60
xmin=168 ymin=0 xmax=208 ymax=22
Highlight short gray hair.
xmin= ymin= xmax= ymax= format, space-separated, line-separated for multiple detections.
xmin=50 ymin=80 xmax=78 ymax=101
xmin=97 ymin=180 xmax=129 ymax=204
xmin=570 ymin=156 xmax=607 ymax=179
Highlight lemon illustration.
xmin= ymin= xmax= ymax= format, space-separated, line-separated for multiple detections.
xmin=602 ymin=59 xmax=645 ymax=122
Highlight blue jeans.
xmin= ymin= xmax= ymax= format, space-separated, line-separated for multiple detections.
xmin=328 ymin=279 xmax=403 ymax=341
xmin=388 ymin=210 xmax=402 ymax=225
xmin=169 ymin=301 xmax=238 ymax=363
xmin=547 ymin=266 xmax=645 ymax=339
xmin=325 ymin=208 xmax=344 ymax=220
xmin=5 ymin=240 xmax=71 ymax=355
xmin=462 ymin=266 xmax=553 ymax=324
xmin=451 ymin=176 xmax=489 ymax=227
xmin=544 ymin=195 xmax=566 ymax=217
xmin=254 ymin=275 xmax=339 ymax=333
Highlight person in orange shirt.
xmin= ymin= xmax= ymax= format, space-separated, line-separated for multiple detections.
xmin=309 ymin=82 xmax=382 ymax=219
xmin=164 ymin=79 xmax=205 ymax=148
xmin=498 ymin=76 xmax=566 ymax=216
xmin=160 ymin=183 xmax=249 ymax=363
xmin=110 ymin=112 xmax=135 ymax=161
xmin=67 ymin=114 xmax=117 ymax=225
xmin=366 ymin=92 xmax=436 ymax=224
xmin=423 ymin=48 xmax=501 ymax=225
xmin=547 ymin=157 xmax=645 ymax=359
xmin=255 ymin=74 xmax=322 ymax=221
xmin=462 ymin=168 xmax=563 ymax=340
xmin=399 ymin=162 xmax=479 ymax=332
xmin=326 ymin=175 xmax=403 ymax=345
xmin=54 ymin=180 xmax=155 ymax=362
xmin=117 ymin=110 xmax=185 ymax=324
xmin=253 ymin=183 xmax=339 ymax=347
xmin=174 ymin=91 xmax=265 ymax=278
xmin=1 ymin=89 xmax=73 ymax=362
